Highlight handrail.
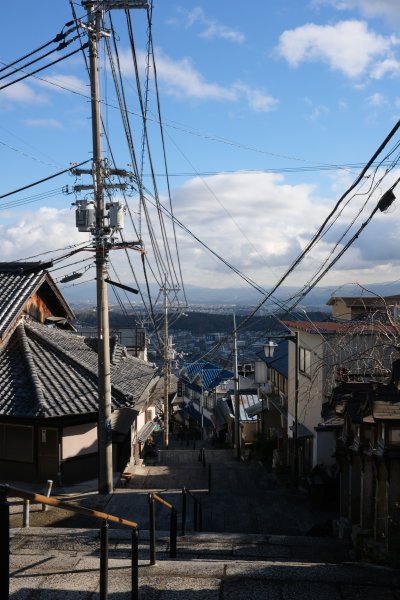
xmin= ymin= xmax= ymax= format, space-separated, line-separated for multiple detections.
xmin=181 ymin=487 xmax=202 ymax=535
xmin=0 ymin=484 xmax=139 ymax=600
xmin=4 ymin=484 xmax=138 ymax=529
xmin=148 ymin=492 xmax=177 ymax=564
xmin=198 ymin=447 xmax=206 ymax=467
xmin=152 ymin=492 xmax=173 ymax=511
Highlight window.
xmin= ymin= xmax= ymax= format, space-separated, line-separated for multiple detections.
xmin=389 ymin=428 xmax=400 ymax=444
xmin=0 ymin=424 xmax=34 ymax=462
xmin=299 ymin=347 xmax=311 ymax=377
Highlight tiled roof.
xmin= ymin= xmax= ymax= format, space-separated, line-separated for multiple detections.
xmin=327 ymin=295 xmax=400 ymax=307
xmin=181 ymin=362 xmax=233 ymax=391
xmin=372 ymin=400 xmax=400 ymax=420
xmin=0 ymin=319 xmax=158 ymax=418
xmin=324 ymin=376 xmax=400 ymax=427
xmin=0 ymin=263 xmax=73 ymax=342
xmin=282 ymin=320 xmax=395 ymax=335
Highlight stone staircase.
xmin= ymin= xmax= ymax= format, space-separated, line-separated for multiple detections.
xmin=9 ymin=527 xmax=400 ymax=598
xmin=7 ymin=450 xmax=400 ymax=598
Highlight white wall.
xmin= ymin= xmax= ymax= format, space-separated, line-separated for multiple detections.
xmin=62 ymin=423 xmax=98 ymax=459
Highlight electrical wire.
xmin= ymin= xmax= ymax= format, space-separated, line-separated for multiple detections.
xmin=0 ymin=138 xmax=60 ymax=168
xmin=17 ymin=241 xmax=90 ymax=262
xmin=146 ymin=4 xmax=188 ymax=305
xmin=0 ymin=160 xmax=89 ymax=200
xmin=0 ymin=188 xmax=63 ymax=211
xmin=125 ymin=11 xmax=181 ymax=297
xmin=0 ymin=44 xmax=88 ymax=92
xmin=0 ymin=31 xmax=79 ymax=82
xmin=286 ymin=177 xmax=400 ymax=312
xmin=0 ymin=21 xmax=75 ymax=74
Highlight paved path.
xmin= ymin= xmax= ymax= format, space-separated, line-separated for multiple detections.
xmin=9 ymin=528 xmax=400 ymax=599
xmin=104 ymin=458 xmax=336 ymax=535
xmin=7 ymin=449 xmax=400 ymax=598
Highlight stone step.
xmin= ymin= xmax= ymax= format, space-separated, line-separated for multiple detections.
xmin=9 ymin=528 xmax=400 ymax=599
xmin=156 ymin=448 xmax=237 ymax=465
xmin=11 ymin=527 xmax=352 ymax=563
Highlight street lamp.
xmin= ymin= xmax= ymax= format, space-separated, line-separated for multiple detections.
xmin=264 ymin=331 xmax=299 ymax=488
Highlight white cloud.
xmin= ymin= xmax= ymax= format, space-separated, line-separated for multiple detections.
xmin=366 ymin=92 xmax=387 ymax=106
xmin=304 ymin=97 xmax=330 ymax=121
xmin=232 ymin=82 xmax=279 ymax=112
xmin=160 ymin=168 xmax=400 ymax=288
xmin=314 ymin=1 xmax=400 ymax=23
xmin=121 ymin=49 xmax=278 ymax=112
xmin=0 ymin=81 xmax=47 ymax=107
xmin=0 ymin=207 xmax=88 ymax=260
xmin=178 ymin=7 xmax=246 ymax=44
xmin=161 ymin=172 xmax=328 ymax=284
xmin=5 ymin=171 xmax=400 ymax=291
xmin=33 ymin=74 xmax=88 ymax=96
xmin=149 ymin=52 xmax=236 ymax=101
xmin=370 ymin=57 xmax=400 ymax=79
xmin=23 ymin=118 xmax=63 ymax=129
xmin=276 ymin=20 xmax=398 ymax=79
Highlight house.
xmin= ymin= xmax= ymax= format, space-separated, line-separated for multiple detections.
xmin=76 ymin=325 xmax=148 ymax=360
xmin=323 ymin=367 xmax=400 ymax=564
xmin=327 ymin=294 xmax=400 ymax=321
xmin=263 ymin=317 xmax=397 ymax=478
xmin=177 ymin=362 xmax=233 ymax=439
xmin=260 ymin=340 xmax=291 ymax=467
xmin=0 ymin=262 xmax=159 ymax=484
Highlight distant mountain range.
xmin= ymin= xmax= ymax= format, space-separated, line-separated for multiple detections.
xmin=63 ymin=279 xmax=400 ymax=311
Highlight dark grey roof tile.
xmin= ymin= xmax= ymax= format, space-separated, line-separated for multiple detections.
xmin=0 ymin=320 xmax=158 ymax=419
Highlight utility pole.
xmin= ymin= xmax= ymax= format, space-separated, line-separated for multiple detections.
xmin=161 ymin=282 xmax=180 ymax=449
xmin=85 ymin=1 xmax=113 ymax=494
xmin=163 ymin=284 xmax=169 ymax=449
xmin=80 ymin=0 xmax=147 ymax=494
xmin=233 ymin=313 xmax=240 ymax=460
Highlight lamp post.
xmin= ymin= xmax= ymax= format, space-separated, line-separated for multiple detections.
xmin=264 ymin=331 xmax=299 ymax=488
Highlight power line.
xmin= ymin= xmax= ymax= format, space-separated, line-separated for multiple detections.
xmin=0 ymin=160 xmax=90 ymax=200
xmin=0 ymin=188 xmax=63 ymax=211
xmin=0 ymin=44 xmax=88 ymax=92
xmin=0 ymin=21 xmax=75 ymax=74
xmin=0 ymin=31 xmax=79 ymax=83
xmin=18 ymin=241 xmax=90 ymax=262
xmin=146 ymin=6 xmax=188 ymax=305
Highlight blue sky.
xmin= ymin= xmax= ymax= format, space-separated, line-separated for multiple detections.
xmin=1 ymin=0 xmax=400 ymax=302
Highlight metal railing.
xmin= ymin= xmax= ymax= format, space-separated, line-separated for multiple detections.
xmin=148 ymin=492 xmax=177 ymax=565
xmin=0 ymin=484 xmax=139 ymax=600
xmin=198 ymin=447 xmax=206 ymax=467
xmin=181 ymin=487 xmax=202 ymax=535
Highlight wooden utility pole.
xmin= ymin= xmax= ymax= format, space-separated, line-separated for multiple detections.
xmin=85 ymin=1 xmax=113 ymax=494
xmin=161 ymin=283 xmax=180 ymax=449
xmin=233 ymin=313 xmax=240 ymax=460
xmin=163 ymin=285 xmax=169 ymax=449
xmin=81 ymin=0 xmax=148 ymax=495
